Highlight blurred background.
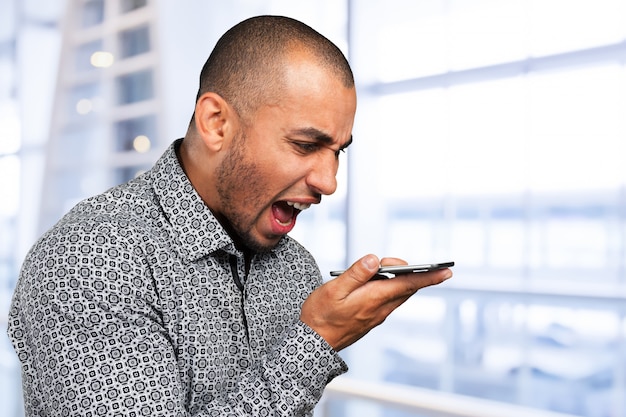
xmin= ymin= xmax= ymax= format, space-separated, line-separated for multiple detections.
xmin=1 ymin=0 xmax=625 ymax=416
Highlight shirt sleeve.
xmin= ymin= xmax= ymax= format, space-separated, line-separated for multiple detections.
xmin=8 ymin=219 xmax=347 ymax=417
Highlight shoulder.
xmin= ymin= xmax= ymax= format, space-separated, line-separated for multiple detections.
xmin=69 ymin=173 xmax=159 ymax=225
xmin=17 ymin=178 xmax=161 ymax=298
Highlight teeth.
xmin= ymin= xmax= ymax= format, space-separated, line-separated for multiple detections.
xmin=286 ymin=201 xmax=311 ymax=211
xmin=276 ymin=218 xmax=293 ymax=227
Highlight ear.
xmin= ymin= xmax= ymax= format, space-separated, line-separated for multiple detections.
xmin=193 ymin=92 xmax=236 ymax=152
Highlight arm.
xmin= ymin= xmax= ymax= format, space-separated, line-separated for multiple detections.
xmin=8 ymin=221 xmax=345 ymax=416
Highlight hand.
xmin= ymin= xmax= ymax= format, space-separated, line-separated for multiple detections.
xmin=300 ymin=254 xmax=453 ymax=351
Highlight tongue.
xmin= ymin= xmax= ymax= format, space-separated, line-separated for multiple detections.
xmin=272 ymin=202 xmax=295 ymax=224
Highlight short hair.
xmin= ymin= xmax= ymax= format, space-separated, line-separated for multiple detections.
xmin=193 ymin=15 xmax=354 ymax=124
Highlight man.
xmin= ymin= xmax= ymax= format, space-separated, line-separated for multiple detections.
xmin=8 ymin=15 xmax=452 ymax=416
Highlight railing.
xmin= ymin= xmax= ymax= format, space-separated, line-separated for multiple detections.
xmin=317 ymin=376 xmax=581 ymax=417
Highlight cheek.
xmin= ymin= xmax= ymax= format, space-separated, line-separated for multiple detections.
xmin=260 ymin=152 xmax=307 ymax=182
xmin=281 ymin=159 xmax=313 ymax=185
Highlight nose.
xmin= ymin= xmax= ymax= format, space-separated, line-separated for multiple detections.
xmin=306 ymin=155 xmax=338 ymax=196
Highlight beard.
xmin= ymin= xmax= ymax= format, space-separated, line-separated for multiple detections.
xmin=214 ymin=131 xmax=275 ymax=253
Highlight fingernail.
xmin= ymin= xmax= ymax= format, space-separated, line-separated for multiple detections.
xmin=444 ymin=270 xmax=453 ymax=280
xmin=362 ymin=255 xmax=379 ymax=271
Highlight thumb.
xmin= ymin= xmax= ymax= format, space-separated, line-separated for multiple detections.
xmin=334 ymin=254 xmax=380 ymax=297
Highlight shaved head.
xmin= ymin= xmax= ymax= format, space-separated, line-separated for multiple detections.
xmin=178 ymin=15 xmax=357 ymax=251
xmin=191 ymin=15 xmax=354 ymax=126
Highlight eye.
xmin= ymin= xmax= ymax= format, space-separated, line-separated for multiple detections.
xmin=334 ymin=148 xmax=346 ymax=158
xmin=294 ymin=142 xmax=320 ymax=154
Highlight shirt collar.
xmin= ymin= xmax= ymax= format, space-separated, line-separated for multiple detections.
xmin=151 ymin=139 xmax=237 ymax=261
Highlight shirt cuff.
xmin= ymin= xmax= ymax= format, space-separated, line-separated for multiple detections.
xmin=266 ymin=320 xmax=348 ymax=401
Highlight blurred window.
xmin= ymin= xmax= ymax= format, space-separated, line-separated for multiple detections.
xmin=116 ymin=69 xmax=153 ymax=104
xmin=74 ymin=39 xmax=106 ymax=73
xmin=115 ymin=115 xmax=156 ymax=152
xmin=347 ymin=1 xmax=626 ymax=416
xmin=67 ymin=82 xmax=101 ymax=119
xmin=120 ymin=0 xmax=147 ymax=13
xmin=80 ymin=0 xmax=104 ymax=28
xmin=119 ymin=25 xmax=150 ymax=58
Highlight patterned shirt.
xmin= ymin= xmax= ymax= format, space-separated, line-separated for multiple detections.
xmin=8 ymin=139 xmax=348 ymax=416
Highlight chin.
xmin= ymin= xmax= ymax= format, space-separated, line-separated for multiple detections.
xmin=240 ymin=233 xmax=282 ymax=254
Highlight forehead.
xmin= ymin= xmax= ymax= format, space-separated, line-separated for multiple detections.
xmin=237 ymin=49 xmax=355 ymax=147
xmin=284 ymin=58 xmax=355 ymax=129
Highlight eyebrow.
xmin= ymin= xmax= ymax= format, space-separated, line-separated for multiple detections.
xmin=290 ymin=127 xmax=353 ymax=150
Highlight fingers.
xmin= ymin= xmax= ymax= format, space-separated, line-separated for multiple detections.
xmin=332 ymin=254 xmax=380 ymax=297
xmin=388 ymin=267 xmax=453 ymax=298
xmin=363 ymin=265 xmax=453 ymax=304
xmin=379 ymin=257 xmax=408 ymax=267
xmin=361 ymin=268 xmax=453 ymax=330
xmin=333 ymin=256 xmax=453 ymax=296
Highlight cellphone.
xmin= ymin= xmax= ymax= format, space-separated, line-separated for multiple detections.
xmin=329 ymin=261 xmax=454 ymax=277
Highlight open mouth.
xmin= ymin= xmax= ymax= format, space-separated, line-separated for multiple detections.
xmin=271 ymin=201 xmax=311 ymax=229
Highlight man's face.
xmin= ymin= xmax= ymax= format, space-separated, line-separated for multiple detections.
xmin=214 ymin=56 xmax=356 ymax=252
